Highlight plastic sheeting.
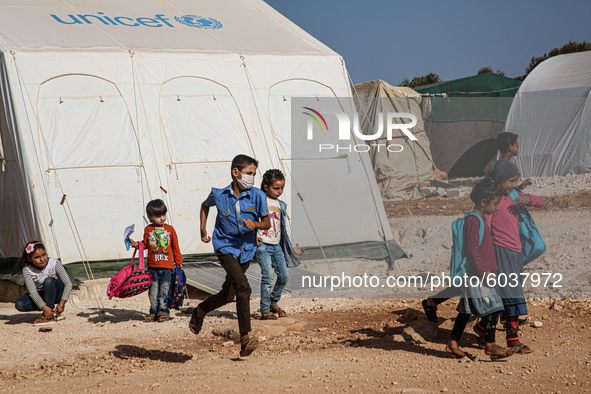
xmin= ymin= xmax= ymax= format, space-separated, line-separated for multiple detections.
xmin=506 ymin=52 xmax=591 ymax=177
xmin=353 ymin=80 xmax=435 ymax=199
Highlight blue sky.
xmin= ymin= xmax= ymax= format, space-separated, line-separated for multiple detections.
xmin=263 ymin=0 xmax=591 ymax=84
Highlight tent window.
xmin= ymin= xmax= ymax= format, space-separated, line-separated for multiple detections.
xmin=38 ymin=75 xmax=139 ymax=170
xmin=160 ymin=77 xmax=254 ymax=164
xmin=269 ymin=79 xmax=339 ymax=160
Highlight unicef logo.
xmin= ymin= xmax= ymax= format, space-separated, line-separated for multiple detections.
xmin=174 ymin=15 xmax=223 ymax=29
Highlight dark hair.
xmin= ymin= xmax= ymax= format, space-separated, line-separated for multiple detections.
xmin=146 ymin=199 xmax=167 ymax=218
xmin=260 ymin=169 xmax=285 ymax=192
xmin=20 ymin=240 xmax=45 ymax=267
xmin=231 ymin=154 xmax=258 ymax=173
xmin=470 ymin=177 xmax=503 ymax=205
xmin=496 ymin=132 xmax=518 ymax=154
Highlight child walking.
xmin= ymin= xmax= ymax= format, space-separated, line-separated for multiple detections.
xmin=15 ymin=241 xmax=73 ymax=326
xmin=256 ymin=169 xmax=303 ymax=320
xmin=487 ymin=158 xmax=544 ymax=354
xmin=130 ymin=199 xmax=183 ymax=323
xmin=190 ymin=154 xmax=271 ymax=357
xmin=446 ymin=178 xmax=513 ymax=360
xmin=496 ymin=132 xmax=532 ymax=190
xmin=422 ymin=132 xmax=532 ymax=323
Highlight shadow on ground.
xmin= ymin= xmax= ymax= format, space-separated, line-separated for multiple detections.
xmin=77 ymin=307 xmax=147 ymax=323
xmin=111 ymin=344 xmax=192 ymax=363
xmin=344 ymin=307 xmax=486 ymax=360
xmin=0 ymin=312 xmax=40 ymax=325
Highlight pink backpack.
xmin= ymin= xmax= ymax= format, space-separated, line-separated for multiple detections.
xmin=107 ymin=241 xmax=152 ymax=299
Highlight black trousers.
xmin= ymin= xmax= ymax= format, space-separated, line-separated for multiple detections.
xmin=199 ymin=253 xmax=252 ymax=333
xmin=451 ymin=309 xmax=499 ymax=343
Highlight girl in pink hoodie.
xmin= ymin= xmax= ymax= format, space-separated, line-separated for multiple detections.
xmin=486 ymin=159 xmax=544 ymax=354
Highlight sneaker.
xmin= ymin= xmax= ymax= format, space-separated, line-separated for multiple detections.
xmin=158 ymin=314 xmax=171 ymax=322
xmin=239 ymin=337 xmax=259 ymax=357
xmin=143 ymin=314 xmax=157 ymax=323
xmin=55 ymin=314 xmax=66 ymax=321
xmin=33 ymin=315 xmax=55 ymax=326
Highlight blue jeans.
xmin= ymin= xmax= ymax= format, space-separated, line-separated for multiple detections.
xmin=15 ymin=277 xmax=64 ymax=311
xmin=256 ymin=243 xmax=289 ymax=313
xmin=148 ymin=268 xmax=172 ymax=317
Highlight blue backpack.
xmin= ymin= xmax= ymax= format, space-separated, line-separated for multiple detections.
xmin=449 ymin=212 xmax=484 ymax=279
xmin=508 ymin=189 xmax=546 ymax=265
xmin=166 ymin=266 xmax=187 ymax=310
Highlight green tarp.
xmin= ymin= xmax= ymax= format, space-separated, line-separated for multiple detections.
xmin=416 ymin=74 xmax=522 ymax=177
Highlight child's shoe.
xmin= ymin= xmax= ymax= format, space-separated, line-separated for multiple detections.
xmin=33 ymin=315 xmax=55 ymax=326
xmin=189 ymin=308 xmax=204 ymax=334
xmin=239 ymin=337 xmax=259 ymax=357
xmin=158 ymin=314 xmax=171 ymax=322
xmin=143 ymin=314 xmax=157 ymax=322
xmin=260 ymin=311 xmax=277 ymax=320
xmin=270 ymin=305 xmax=287 ymax=317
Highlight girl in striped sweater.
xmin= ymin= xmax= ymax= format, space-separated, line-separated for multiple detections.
xmin=15 ymin=241 xmax=73 ymax=326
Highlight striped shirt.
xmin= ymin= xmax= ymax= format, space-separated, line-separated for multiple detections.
xmin=22 ymin=258 xmax=73 ymax=309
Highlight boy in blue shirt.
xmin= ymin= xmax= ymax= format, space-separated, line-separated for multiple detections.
xmin=190 ymin=154 xmax=270 ymax=357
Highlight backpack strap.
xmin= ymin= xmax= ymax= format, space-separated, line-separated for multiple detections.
xmin=130 ymin=246 xmax=138 ymax=267
xmin=508 ymin=188 xmax=520 ymax=202
xmin=508 ymin=188 xmax=530 ymax=222
xmin=464 ymin=212 xmax=485 ymax=245
xmin=137 ymin=241 xmax=146 ymax=270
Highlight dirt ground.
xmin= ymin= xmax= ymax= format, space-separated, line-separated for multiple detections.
xmin=383 ymin=190 xmax=591 ymax=217
xmin=1 ymin=297 xmax=590 ymax=393
xmin=1 ymin=191 xmax=590 ymax=393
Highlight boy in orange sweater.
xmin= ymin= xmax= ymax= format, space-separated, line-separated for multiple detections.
xmin=131 ymin=199 xmax=183 ymax=322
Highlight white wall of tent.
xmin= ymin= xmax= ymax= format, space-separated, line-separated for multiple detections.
xmin=0 ymin=0 xmax=402 ymax=269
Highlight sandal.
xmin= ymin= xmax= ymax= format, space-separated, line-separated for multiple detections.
xmin=158 ymin=314 xmax=171 ymax=322
xmin=510 ymin=343 xmax=533 ymax=354
xmin=490 ymin=347 xmax=515 ymax=361
xmin=270 ymin=305 xmax=287 ymax=317
xmin=421 ymin=299 xmax=438 ymax=323
xmin=445 ymin=347 xmax=476 ymax=361
xmin=239 ymin=337 xmax=259 ymax=357
xmin=189 ymin=308 xmax=204 ymax=334
xmin=143 ymin=314 xmax=156 ymax=323
xmin=33 ymin=315 xmax=55 ymax=326
xmin=261 ymin=311 xmax=278 ymax=320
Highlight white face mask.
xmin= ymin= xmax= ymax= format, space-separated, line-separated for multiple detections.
xmin=235 ymin=172 xmax=255 ymax=190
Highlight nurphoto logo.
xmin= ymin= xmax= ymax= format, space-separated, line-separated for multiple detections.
xmin=302 ymin=107 xmax=418 ymax=153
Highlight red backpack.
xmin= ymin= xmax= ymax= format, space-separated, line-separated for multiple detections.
xmin=107 ymin=241 xmax=152 ymax=299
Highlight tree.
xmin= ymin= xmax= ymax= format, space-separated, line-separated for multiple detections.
xmin=398 ymin=73 xmax=441 ymax=88
xmin=517 ymin=41 xmax=591 ymax=80
xmin=477 ymin=66 xmax=506 ymax=76
xmin=398 ymin=78 xmax=411 ymax=87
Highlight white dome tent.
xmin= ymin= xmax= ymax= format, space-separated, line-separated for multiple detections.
xmin=505 ymin=51 xmax=591 ymax=177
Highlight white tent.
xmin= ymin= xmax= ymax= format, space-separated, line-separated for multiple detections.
xmin=0 ymin=0 xmax=406 ymax=273
xmin=505 ymin=52 xmax=591 ymax=177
